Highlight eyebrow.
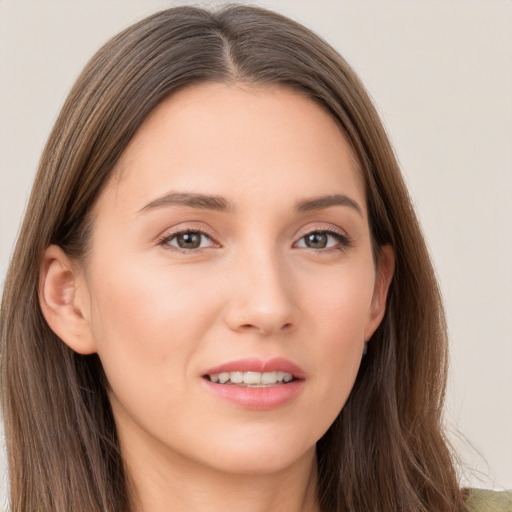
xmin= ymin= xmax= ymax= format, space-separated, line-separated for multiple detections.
xmin=138 ymin=191 xmax=363 ymax=217
xmin=295 ymin=194 xmax=363 ymax=217
xmin=139 ymin=192 xmax=235 ymax=213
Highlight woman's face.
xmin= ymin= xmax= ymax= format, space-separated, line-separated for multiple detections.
xmin=73 ymin=83 xmax=392 ymax=476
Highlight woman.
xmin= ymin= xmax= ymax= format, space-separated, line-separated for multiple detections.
xmin=1 ymin=5 xmax=509 ymax=512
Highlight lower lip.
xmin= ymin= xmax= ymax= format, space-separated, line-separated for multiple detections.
xmin=202 ymin=379 xmax=305 ymax=410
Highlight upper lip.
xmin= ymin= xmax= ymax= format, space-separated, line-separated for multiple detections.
xmin=203 ymin=357 xmax=306 ymax=379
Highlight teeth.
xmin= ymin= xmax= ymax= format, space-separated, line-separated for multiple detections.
xmin=207 ymin=371 xmax=294 ymax=385
xmin=230 ymin=371 xmax=243 ymax=384
xmin=244 ymin=371 xmax=261 ymax=385
xmin=260 ymin=371 xmax=277 ymax=384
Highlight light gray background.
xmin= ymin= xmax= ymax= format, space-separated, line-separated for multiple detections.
xmin=1 ymin=0 xmax=511 ymax=503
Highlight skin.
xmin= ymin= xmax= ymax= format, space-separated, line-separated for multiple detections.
xmin=40 ymin=83 xmax=394 ymax=512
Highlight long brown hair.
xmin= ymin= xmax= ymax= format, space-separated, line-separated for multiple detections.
xmin=1 ymin=5 xmax=466 ymax=511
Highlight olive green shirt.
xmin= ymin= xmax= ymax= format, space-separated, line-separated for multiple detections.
xmin=466 ymin=489 xmax=512 ymax=512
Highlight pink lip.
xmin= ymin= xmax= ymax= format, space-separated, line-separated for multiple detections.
xmin=201 ymin=357 xmax=306 ymax=410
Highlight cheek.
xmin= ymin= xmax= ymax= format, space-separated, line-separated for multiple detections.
xmin=85 ymin=255 xmax=218 ymax=403
xmin=84 ymin=257 xmax=224 ymax=449
xmin=88 ymin=253 xmax=216 ymax=345
xmin=300 ymin=261 xmax=375 ymax=410
xmin=305 ymin=258 xmax=375 ymax=343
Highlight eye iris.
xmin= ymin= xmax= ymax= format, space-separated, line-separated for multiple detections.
xmin=305 ymin=232 xmax=328 ymax=249
xmin=177 ymin=232 xmax=202 ymax=249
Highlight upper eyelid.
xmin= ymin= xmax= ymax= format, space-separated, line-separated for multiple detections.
xmin=158 ymin=223 xmax=218 ymax=240
xmin=296 ymin=224 xmax=349 ymax=239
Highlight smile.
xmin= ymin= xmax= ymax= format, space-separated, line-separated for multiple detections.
xmin=205 ymin=371 xmax=294 ymax=386
xmin=201 ymin=357 xmax=305 ymax=409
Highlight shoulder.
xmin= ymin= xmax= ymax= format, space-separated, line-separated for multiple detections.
xmin=465 ymin=489 xmax=512 ymax=512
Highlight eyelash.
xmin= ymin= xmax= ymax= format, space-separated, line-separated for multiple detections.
xmin=295 ymin=227 xmax=352 ymax=252
xmin=157 ymin=227 xmax=352 ymax=253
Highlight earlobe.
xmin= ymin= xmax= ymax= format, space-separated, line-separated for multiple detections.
xmin=39 ymin=245 xmax=97 ymax=355
xmin=364 ymin=245 xmax=395 ymax=340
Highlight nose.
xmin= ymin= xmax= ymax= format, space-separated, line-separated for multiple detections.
xmin=222 ymin=247 xmax=299 ymax=336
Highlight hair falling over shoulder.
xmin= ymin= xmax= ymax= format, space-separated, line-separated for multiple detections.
xmin=0 ymin=5 xmax=467 ymax=512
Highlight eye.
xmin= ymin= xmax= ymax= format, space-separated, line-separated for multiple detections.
xmin=295 ymin=230 xmax=350 ymax=250
xmin=159 ymin=230 xmax=216 ymax=251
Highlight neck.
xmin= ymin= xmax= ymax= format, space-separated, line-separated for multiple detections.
xmin=123 ymin=437 xmax=320 ymax=512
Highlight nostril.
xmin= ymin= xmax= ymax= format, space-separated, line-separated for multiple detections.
xmin=239 ymin=322 xmax=294 ymax=334
xmin=223 ymin=299 xmax=299 ymax=335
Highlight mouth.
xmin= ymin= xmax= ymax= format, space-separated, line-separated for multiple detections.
xmin=203 ymin=370 xmax=295 ymax=387
xmin=201 ymin=358 xmax=305 ymax=410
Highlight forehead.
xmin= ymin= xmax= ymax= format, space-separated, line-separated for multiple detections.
xmin=100 ymin=82 xmax=365 ymax=216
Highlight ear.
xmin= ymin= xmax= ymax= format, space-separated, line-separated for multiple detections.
xmin=364 ymin=244 xmax=395 ymax=340
xmin=39 ymin=245 xmax=97 ymax=354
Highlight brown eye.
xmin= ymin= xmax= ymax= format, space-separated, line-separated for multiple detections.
xmin=162 ymin=231 xmax=214 ymax=250
xmin=176 ymin=232 xmax=202 ymax=249
xmin=295 ymin=230 xmax=350 ymax=250
xmin=304 ymin=232 xmax=328 ymax=249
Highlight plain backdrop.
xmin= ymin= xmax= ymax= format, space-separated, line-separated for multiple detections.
xmin=1 ymin=0 xmax=511 ymax=503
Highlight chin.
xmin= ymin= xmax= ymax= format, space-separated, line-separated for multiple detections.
xmin=190 ymin=430 xmax=318 ymax=476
